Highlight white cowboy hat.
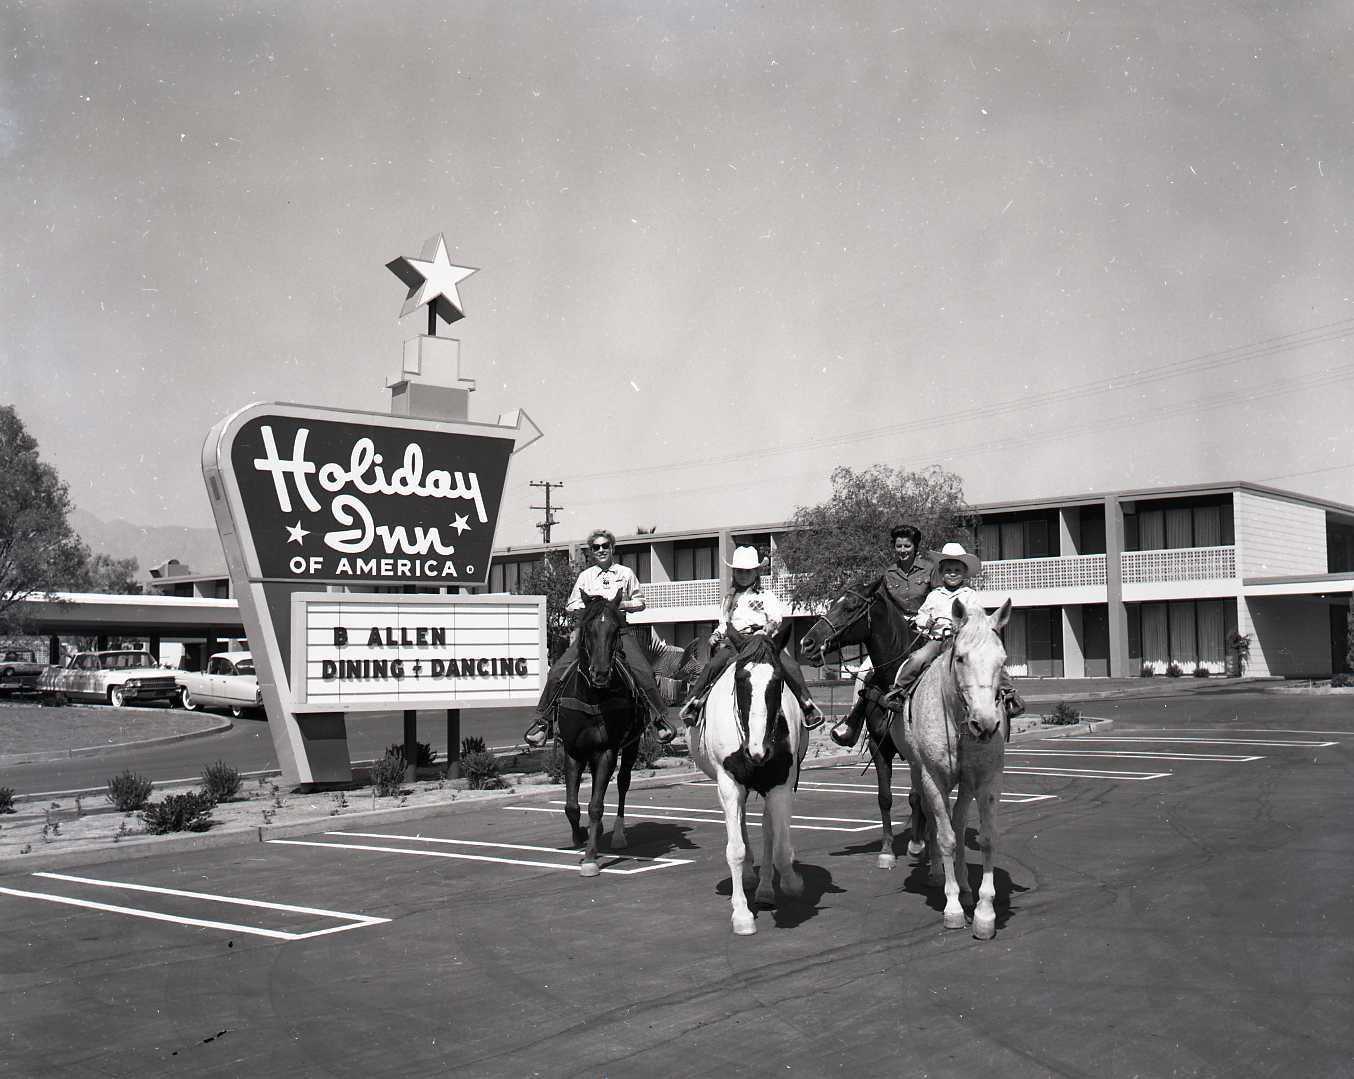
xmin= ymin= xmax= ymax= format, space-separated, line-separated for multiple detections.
xmin=932 ymin=541 xmax=982 ymax=580
xmin=724 ymin=545 xmax=769 ymax=571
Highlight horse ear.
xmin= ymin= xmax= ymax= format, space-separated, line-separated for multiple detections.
xmin=951 ymin=596 xmax=968 ymax=625
xmin=992 ymin=598 xmax=1012 ymax=631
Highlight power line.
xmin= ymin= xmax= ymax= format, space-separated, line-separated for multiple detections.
xmin=529 ymin=480 xmax=564 ymax=544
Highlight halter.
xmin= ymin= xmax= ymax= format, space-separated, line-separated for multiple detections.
xmin=816 ymin=585 xmax=877 ymax=652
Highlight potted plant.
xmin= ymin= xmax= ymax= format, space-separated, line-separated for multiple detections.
xmin=1226 ymin=632 xmax=1252 ymax=678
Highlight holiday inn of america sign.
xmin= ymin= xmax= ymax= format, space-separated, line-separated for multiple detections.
xmin=203 ymin=400 xmax=546 ymax=783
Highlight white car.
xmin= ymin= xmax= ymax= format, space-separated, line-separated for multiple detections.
xmin=176 ymin=651 xmax=263 ymax=717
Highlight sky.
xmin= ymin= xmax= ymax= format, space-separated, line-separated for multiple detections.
xmin=3 ymin=0 xmax=1353 ymax=556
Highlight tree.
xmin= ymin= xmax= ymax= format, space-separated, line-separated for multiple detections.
xmin=512 ymin=550 xmax=585 ymax=662
xmin=71 ymin=553 xmax=144 ymax=595
xmin=0 ymin=406 xmax=90 ymax=629
xmin=775 ymin=464 xmax=977 ymax=613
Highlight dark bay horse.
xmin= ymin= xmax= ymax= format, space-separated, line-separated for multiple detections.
xmin=800 ymin=577 xmax=927 ymax=868
xmin=688 ymin=624 xmax=807 ymax=935
xmin=555 ymin=595 xmax=644 ymax=877
xmin=890 ymin=597 xmax=1012 ymax=939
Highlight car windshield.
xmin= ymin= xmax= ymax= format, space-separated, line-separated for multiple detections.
xmin=235 ymin=660 xmax=256 ymax=675
xmin=100 ymin=652 xmax=156 ymax=670
xmin=3 ymin=651 xmax=36 ymax=663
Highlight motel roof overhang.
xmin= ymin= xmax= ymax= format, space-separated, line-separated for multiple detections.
xmin=1243 ymin=571 xmax=1354 ymax=599
xmin=14 ymin=593 xmax=244 ymax=638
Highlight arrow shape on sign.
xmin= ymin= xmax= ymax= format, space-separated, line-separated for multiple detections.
xmin=497 ymin=409 xmax=544 ymax=455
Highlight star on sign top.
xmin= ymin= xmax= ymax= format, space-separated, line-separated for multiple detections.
xmin=386 ymin=234 xmax=478 ymax=327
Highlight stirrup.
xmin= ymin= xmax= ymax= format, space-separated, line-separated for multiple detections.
xmin=652 ymin=718 xmax=677 ymax=745
xmin=829 ymin=718 xmax=861 ymax=748
xmin=679 ymin=697 xmax=703 ymax=725
xmin=801 ymin=702 xmax=826 ymax=730
xmin=523 ymin=718 xmax=552 ymax=747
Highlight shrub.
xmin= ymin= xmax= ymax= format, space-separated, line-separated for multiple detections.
xmin=1140 ymin=664 xmax=1155 ymax=678
xmin=1193 ymin=666 xmax=1210 ymax=679
xmin=542 ymin=744 xmax=568 ymax=783
xmin=384 ymin=741 xmax=439 ymax=769
xmin=1332 ymin=672 xmax=1354 ymax=688
xmin=636 ymin=725 xmax=667 ymax=768
xmin=460 ymin=735 xmax=487 ymax=757
xmin=0 ymin=787 xmax=15 ymax=814
xmin=142 ymin=792 xmax=216 ymax=834
xmin=1166 ymin=662 xmax=1183 ymax=678
xmin=106 ymin=770 xmax=154 ymax=811
xmin=460 ymin=749 xmax=508 ymax=790
xmin=370 ymin=750 xmax=407 ymax=797
xmin=1048 ymin=701 xmax=1082 ymax=726
xmin=200 ymin=760 xmax=242 ymax=802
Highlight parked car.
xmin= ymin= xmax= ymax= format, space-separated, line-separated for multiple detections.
xmin=0 ymin=648 xmax=47 ymax=696
xmin=38 ymin=650 xmax=180 ymax=707
xmin=176 ymin=651 xmax=262 ymax=717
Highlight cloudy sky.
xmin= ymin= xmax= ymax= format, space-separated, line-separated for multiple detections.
xmin=3 ymin=0 xmax=1352 ymax=552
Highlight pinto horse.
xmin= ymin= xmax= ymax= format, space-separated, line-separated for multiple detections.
xmin=800 ymin=577 xmax=927 ymax=868
xmin=555 ymin=595 xmax=644 ymax=877
xmin=889 ymin=597 xmax=1012 ymax=939
xmin=688 ymin=623 xmax=807 ymax=936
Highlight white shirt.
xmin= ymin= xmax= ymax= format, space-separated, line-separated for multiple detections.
xmin=720 ymin=586 xmax=784 ymax=635
xmin=915 ymin=584 xmax=982 ymax=638
xmin=566 ymin=564 xmax=642 ymax=612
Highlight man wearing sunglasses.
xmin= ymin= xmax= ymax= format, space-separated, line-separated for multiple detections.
xmin=523 ymin=528 xmax=678 ymax=748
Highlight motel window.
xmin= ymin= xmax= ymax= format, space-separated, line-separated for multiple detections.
xmin=614 ymin=546 xmax=651 ymax=583
xmin=488 ymin=557 xmax=542 ymax=594
xmin=673 ymin=539 xmax=719 ymax=581
xmin=672 ymin=620 xmax=718 ymax=651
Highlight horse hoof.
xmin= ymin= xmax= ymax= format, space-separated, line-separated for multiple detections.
xmin=972 ymin=913 xmax=996 ymax=940
xmin=754 ymin=888 xmax=775 ymax=909
xmin=943 ymin=909 xmax=967 ymax=930
xmin=877 ymin=852 xmax=897 ymax=870
xmin=906 ymin=840 xmax=925 ymax=857
xmin=579 ymin=861 xmax=601 ymax=878
xmin=732 ymin=913 xmax=756 ymax=936
xmin=781 ymin=871 xmax=804 ymax=898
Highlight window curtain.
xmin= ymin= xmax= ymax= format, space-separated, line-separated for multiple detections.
xmin=1139 ymin=510 xmax=1165 ymax=550
xmin=1165 ymin=508 xmax=1193 ymax=549
xmin=1196 ymin=600 xmax=1225 ymax=667
xmin=1004 ymin=609 xmax=1028 ymax=675
xmin=1169 ymin=602 xmax=1198 ymax=666
xmin=1193 ymin=506 xmax=1222 ymax=547
xmin=1000 ymin=522 xmax=1024 ymax=559
xmin=977 ymin=523 xmax=1001 ymax=561
xmin=1141 ymin=604 xmax=1170 ymax=669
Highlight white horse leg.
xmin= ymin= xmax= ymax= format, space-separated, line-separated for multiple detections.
xmin=764 ymin=784 xmax=803 ymax=899
xmin=718 ymin=773 xmax=756 ymax=935
xmin=972 ymin=776 xmax=1001 ymax=940
xmin=920 ymin=770 xmax=965 ymax=929
xmin=951 ymin=784 xmax=974 ymax=903
xmin=906 ymin=759 xmax=927 ymax=858
xmin=743 ymin=810 xmax=760 ymax=894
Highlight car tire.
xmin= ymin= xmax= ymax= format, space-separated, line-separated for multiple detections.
xmin=180 ymin=687 xmax=198 ymax=711
xmin=109 ymin=686 xmax=126 ymax=708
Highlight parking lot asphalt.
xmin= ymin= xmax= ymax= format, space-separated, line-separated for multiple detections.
xmin=2 ymin=689 xmax=1351 ymax=1078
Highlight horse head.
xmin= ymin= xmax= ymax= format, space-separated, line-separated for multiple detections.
xmin=728 ymin=622 xmax=791 ymax=763
xmin=949 ymin=597 xmax=1012 ymax=741
xmin=578 ymin=594 xmax=624 ymax=690
xmin=799 ymin=576 xmax=879 ymax=664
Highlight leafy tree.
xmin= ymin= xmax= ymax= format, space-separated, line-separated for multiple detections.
xmin=775 ymin=464 xmax=977 ymax=612
xmin=0 ymin=406 xmax=90 ymax=629
xmin=512 ymin=550 xmax=585 ymax=662
xmin=73 ymin=553 xmax=144 ymax=595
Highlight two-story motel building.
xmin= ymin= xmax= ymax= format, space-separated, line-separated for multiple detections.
xmin=476 ymin=481 xmax=1354 ymax=680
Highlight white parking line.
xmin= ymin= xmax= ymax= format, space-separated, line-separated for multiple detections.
xmin=0 ymin=872 xmax=389 ymax=941
xmin=506 ymin=801 xmax=880 ymax=833
xmin=1006 ymin=766 xmax=1173 ymax=781
xmin=270 ymin=832 xmax=692 ymax=875
xmin=1054 ymin=736 xmax=1337 ymax=748
xmin=795 ymin=780 xmax=1056 ymax=804
xmin=1012 ymin=749 xmax=1263 ymax=762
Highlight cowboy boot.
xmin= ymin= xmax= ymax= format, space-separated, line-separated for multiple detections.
xmin=651 ymin=716 xmax=678 ymax=745
xmin=679 ymin=695 xmax=704 ymax=725
xmin=523 ymin=712 xmax=553 ymax=748
xmin=800 ymin=698 xmax=826 ymax=730
xmin=881 ymin=666 xmax=922 ymax=712
xmin=830 ymin=698 xmax=867 ymax=747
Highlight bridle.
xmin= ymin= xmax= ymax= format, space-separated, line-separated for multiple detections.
xmin=816 ymin=583 xmax=921 ymax=675
xmin=579 ymin=607 xmax=622 ymax=690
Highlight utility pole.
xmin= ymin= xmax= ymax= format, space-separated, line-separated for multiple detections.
xmin=529 ymin=480 xmax=564 ymax=544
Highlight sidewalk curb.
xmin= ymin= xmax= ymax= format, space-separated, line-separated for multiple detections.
xmin=0 ymin=718 xmax=1110 ymax=876
xmin=0 ymin=718 xmax=234 ymax=768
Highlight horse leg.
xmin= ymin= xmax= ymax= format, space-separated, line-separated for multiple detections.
xmin=717 ymin=772 xmax=756 ymax=935
xmin=743 ymin=811 xmax=759 ymax=895
xmin=951 ymin=783 xmax=974 ymax=904
xmin=763 ymin=783 xmax=803 ymax=900
xmin=754 ymin=798 xmax=776 ymax=908
xmin=871 ymin=732 xmax=897 ymax=869
xmin=906 ymin=759 xmax=928 ymax=859
xmin=611 ymin=733 xmax=638 ymax=851
xmin=919 ymin=768 xmax=965 ymax=929
xmin=563 ymin=750 xmax=586 ymax=847
xmin=972 ymin=773 xmax=1001 ymax=940
xmin=579 ymin=749 xmax=618 ymax=878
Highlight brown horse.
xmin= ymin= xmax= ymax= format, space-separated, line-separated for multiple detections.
xmin=889 ymin=597 xmax=1012 ymax=939
xmin=555 ymin=595 xmax=644 ymax=877
xmin=800 ymin=577 xmax=928 ymax=867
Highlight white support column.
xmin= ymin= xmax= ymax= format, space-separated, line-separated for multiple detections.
xmin=1061 ymin=605 xmax=1086 ymax=679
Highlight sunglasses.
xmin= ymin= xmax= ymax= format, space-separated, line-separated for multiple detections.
xmin=591 ymin=543 xmax=611 ymax=552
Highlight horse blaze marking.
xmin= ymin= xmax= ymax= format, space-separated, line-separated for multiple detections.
xmin=268 ymin=832 xmax=692 ymax=875
xmin=0 ymin=872 xmax=389 ymax=941
xmin=505 ymin=801 xmax=880 ymax=833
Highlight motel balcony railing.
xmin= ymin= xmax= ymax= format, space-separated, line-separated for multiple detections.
xmin=971 ymin=554 xmax=1107 ymax=591
xmin=1120 ymin=545 xmax=1236 ymax=583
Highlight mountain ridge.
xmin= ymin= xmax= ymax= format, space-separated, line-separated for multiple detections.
xmin=69 ymin=508 xmax=227 ymax=581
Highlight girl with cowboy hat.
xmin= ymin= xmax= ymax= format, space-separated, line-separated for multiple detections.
xmin=678 ymin=546 xmax=825 ymax=729
xmin=883 ymin=541 xmax=1025 ymax=719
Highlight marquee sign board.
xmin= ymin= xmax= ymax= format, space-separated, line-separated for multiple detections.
xmin=291 ymin=592 xmax=545 ymax=712
xmin=202 ymin=400 xmax=544 ymax=784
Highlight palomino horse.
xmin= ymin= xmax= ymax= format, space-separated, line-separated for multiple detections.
xmin=800 ymin=577 xmax=928 ymax=868
xmin=888 ymin=597 xmax=1012 ymax=939
xmin=554 ymin=595 xmax=645 ymax=877
xmin=688 ymin=624 xmax=808 ymax=936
